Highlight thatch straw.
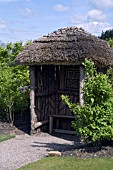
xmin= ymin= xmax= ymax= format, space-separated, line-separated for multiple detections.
xmin=15 ymin=27 xmax=113 ymax=67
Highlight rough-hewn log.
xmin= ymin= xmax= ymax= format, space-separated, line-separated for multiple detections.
xmin=35 ymin=91 xmax=57 ymax=97
xmin=79 ymin=65 xmax=85 ymax=106
xmin=34 ymin=120 xmax=49 ymax=129
xmin=53 ymin=129 xmax=75 ymax=135
xmin=30 ymin=66 xmax=37 ymax=134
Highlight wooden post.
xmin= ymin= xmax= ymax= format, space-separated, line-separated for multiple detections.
xmin=30 ymin=66 xmax=37 ymax=134
xmin=79 ymin=65 xmax=85 ymax=106
xmin=49 ymin=116 xmax=53 ymax=134
xmin=56 ymin=66 xmax=59 ymax=115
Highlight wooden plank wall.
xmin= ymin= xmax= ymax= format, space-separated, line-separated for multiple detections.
xmin=35 ymin=65 xmax=57 ymax=122
xmin=35 ymin=65 xmax=80 ymax=131
xmin=58 ymin=66 xmax=80 ymax=116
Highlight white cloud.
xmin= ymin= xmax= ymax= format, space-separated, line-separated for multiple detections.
xmin=70 ymin=9 xmax=106 ymax=24
xmin=0 ymin=19 xmax=6 ymax=29
xmin=19 ymin=7 xmax=33 ymax=17
xmin=0 ymin=0 xmax=20 ymax=2
xmin=77 ymin=21 xmax=112 ymax=35
xmin=87 ymin=9 xmax=106 ymax=21
xmin=53 ymin=4 xmax=69 ymax=12
xmin=70 ymin=9 xmax=111 ymax=35
xmin=93 ymin=0 xmax=113 ymax=8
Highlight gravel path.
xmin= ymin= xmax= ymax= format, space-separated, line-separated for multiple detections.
xmin=0 ymin=133 xmax=77 ymax=170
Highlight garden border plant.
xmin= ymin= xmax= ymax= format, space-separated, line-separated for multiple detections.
xmin=62 ymin=59 xmax=113 ymax=145
xmin=0 ymin=42 xmax=30 ymax=126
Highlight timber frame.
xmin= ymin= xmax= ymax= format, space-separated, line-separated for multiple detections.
xmin=30 ymin=64 xmax=84 ymax=134
xmin=15 ymin=27 xmax=113 ymax=134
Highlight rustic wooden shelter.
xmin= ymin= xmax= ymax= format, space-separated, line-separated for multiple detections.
xmin=15 ymin=27 xmax=113 ymax=134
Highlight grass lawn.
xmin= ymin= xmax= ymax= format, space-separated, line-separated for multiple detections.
xmin=0 ymin=134 xmax=15 ymax=142
xmin=17 ymin=157 xmax=113 ymax=170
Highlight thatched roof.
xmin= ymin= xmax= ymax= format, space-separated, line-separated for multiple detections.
xmin=15 ymin=27 xmax=113 ymax=67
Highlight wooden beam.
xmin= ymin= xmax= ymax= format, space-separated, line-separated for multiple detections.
xmin=49 ymin=115 xmax=75 ymax=118
xmin=35 ymin=91 xmax=57 ymax=97
xmin=30 ymin=66 xmax=37 ymax=134
xmin=49 ymin=116 xmax=53 ymax=134
xmin=53 ymin=129 xmax=76 ymax=135
xmin=58 ymin=90 xmax=78 ymax=95
xmin=34 ymin=120 xmax=49 ymax=129
xmin=49 ymin=115 xmax=76 ymax=134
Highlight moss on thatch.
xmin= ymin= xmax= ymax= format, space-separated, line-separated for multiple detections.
xmin=15 ymin=27 xmax=113 ymax=67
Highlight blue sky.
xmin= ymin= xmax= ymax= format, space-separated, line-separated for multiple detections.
xmin=0 ymin=0 xmax=113 ymax=43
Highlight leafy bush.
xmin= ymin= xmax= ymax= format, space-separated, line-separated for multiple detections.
xmin=62 ymin=59 xmax=113 ymax=144
xmin=0 ymin=42 xmax=30 ymax=125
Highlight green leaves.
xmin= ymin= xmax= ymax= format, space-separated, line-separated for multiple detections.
xmin=0 ymin=42 xmax=29 ymax=124
xmin=82 ymin=58 xmax=96 ymax=77
xmin=62 ymin=59 xmax=113 ymax=144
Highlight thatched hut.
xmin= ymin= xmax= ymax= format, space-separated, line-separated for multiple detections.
xmin=15 ymin=27 xmax=113 ymax=134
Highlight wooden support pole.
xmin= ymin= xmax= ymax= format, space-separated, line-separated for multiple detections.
xmin=56 ymin=66 xmax=59 ymax=115
xmin=34 ymin=120 xmax=49 ymax=129
xmin=30 ymin=66 xmax=37 ymax=134
xmin=49 ymin=116 xmax=53 ymax=134
xmin=79 ymin=65 xmax=85 ymax=106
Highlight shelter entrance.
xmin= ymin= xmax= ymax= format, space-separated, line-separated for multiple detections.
xmin=35 ymin=65 xmax=80 ymax=132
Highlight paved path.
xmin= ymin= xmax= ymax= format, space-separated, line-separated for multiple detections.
xmin=0 ymin=133 xmax=77 ymax=170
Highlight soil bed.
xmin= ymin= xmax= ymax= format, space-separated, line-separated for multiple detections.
xmin=0 ymin=121 xmax=29 ymax=135
xmin=62 ymin=143 xmax=113 ymax=158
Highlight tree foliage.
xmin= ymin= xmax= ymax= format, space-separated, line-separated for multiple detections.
xmin=100 ymin=29 xmax=113 ymax=40
xmin=0 ymin=42 xmax=30 ymax=125
xmin=100 ymin=29 xmax=113 ymax=49
xmin=62 ymin=59 xmax=113 ymax=144
xmin=107 ymin=38 xmax=113 ymax=48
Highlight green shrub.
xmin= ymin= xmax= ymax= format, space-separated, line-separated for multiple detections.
xmin=62 ymin=59 xmax=113 ymax=144
xmin=0 ymin=42 xmax=30 ymax=125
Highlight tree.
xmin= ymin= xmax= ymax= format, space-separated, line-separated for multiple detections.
xmin=99 ymin=29 xmax=113 ymax=48
xmin=100 ymin=29 xmax=113 ymax=40
xmin=0 ymin=42 xmax=30 ymax=125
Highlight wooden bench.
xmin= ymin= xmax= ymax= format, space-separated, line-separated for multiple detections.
xmin=49 ymin=115 xmax=76 ymax=135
